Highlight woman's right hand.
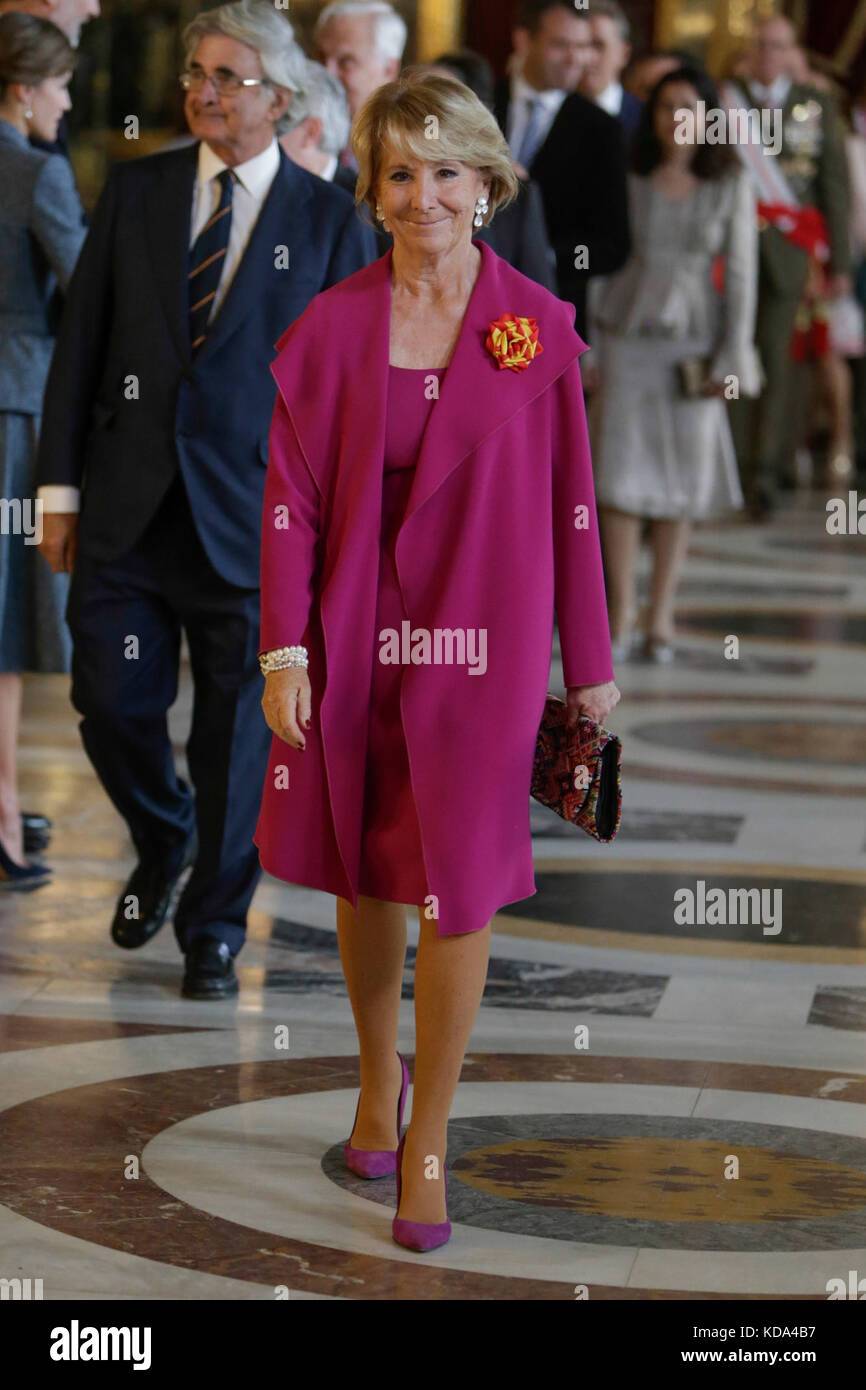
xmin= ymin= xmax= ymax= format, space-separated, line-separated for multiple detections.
xmin=262 ymin=667 xmax=311 ymax=750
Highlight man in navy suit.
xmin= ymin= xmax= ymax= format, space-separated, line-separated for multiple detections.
xmin=579 ymin=0 xmax=643 ymax=141
xmin=493 ymin=0 xmax=630 ymax=338
xmin=36 ymin=1 xmax=376 ymax=998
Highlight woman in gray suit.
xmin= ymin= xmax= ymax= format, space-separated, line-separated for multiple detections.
xmin=0 ymin=13 xmax=84 ymax=887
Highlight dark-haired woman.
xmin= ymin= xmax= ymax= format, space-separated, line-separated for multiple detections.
xmin=0 ymin=13 xmax=85 ymax=886
xmin=590 ymin=67 xmax=762 ymax=662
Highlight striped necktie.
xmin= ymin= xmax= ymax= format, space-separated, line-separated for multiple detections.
xmin=189 ymin=168 xmax=235 ymax=354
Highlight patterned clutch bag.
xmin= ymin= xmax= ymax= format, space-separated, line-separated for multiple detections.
xmin=531 ymin=694 xmax=622 ymax=842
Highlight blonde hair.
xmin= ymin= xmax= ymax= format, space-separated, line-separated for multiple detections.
xmin=352 ymin=69 xmax=519 ymax=228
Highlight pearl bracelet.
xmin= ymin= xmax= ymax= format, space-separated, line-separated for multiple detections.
xmin=259 ymin=645 xmax=309 ymax=674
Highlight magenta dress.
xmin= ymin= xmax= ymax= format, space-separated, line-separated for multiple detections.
xmin=357 ymin=366 xmax=446 ymax=903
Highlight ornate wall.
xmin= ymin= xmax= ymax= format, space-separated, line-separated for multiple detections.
xmin=802 ymin=1 xmax=866 ymax=97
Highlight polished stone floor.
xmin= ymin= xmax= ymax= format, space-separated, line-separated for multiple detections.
xmin=1 ymin=490 xmax=864 ymax=1301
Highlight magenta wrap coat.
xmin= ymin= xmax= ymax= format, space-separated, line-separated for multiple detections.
xmin=254 ymin=239 xmax=614 ymax=936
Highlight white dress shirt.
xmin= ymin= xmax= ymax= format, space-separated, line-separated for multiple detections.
xmin=39 ymin=138 xmax=282 ymax=514
xmin=191 ymin=137 xmax=280 ymax=319
xmin=506 ymin=73 xmax=567 ymax=164
xmin=596 ymin=81 xmax=624 ymax=118
xmin=748 ymin=75 xmax=792 ymax=109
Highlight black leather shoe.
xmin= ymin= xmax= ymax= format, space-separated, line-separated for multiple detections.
xmin=181 ymin=938 xmax=238 ymax=999
xmin=22 ymin=813 xmax=51 ymax=855
xmin=0 ymin=830 xmax=51 ymax=892
xmin=110 ymin=833 xmax=197 ymax=950
xmin=746 ymin=485 xmax=775 ymax=523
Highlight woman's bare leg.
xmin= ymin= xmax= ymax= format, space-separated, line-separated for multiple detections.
xmin=336 ymin=895 xmax=407 ymax=1149
xmin=647 ymin=516 xmax=691 ymax=642
xmin=397 ymin=913 xmax=492 ymax=1224
xmin=817 ymin=352 xmax=854 ymax=481
xmin=598 ymin=505 xmax=643 ymax=642
xmin=0 ymin=673 xmax=25 ymax=864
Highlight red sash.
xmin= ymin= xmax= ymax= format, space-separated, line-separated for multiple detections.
xmin=756 ymin=202 xmax=830 ymax=262
xmin=757 ymin=203 xmax=831 ymax=359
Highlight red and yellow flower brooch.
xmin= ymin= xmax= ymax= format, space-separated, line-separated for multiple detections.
xmin=486 ymin=314 xmax=544 ymax=373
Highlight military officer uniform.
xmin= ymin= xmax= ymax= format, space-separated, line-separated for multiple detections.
xmin=728 ymin=79 xmax=850 ymax=512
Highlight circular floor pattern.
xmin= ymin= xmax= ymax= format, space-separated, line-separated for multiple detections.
xmin=606 ymin=695 xmax=866 ymax=797
xmin=765 ymin=535 xmax=866 ymax=557
xmin=498 ymin=868 xmax=866 ymax=951
xmin=2 ymin=1054 xmax=865 ymax=1298
xmin=677 ymin=610 xmax=866 ymax=645
xmin=324 ymin=1113 xmax=866 ymax=1250
xmin=630 ymin=717 xmax=866 ymax=767
xmin=452 ymin=1132 xmax=866 ymax=1226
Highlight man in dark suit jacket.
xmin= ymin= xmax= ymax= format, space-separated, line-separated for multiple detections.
xmin=580 ymin=0 xmax=643 ymax=141
xmin=494 ymin=0 xmax=630 ymax=337
xmin=37 ymin=3 xmax=376 ymax=998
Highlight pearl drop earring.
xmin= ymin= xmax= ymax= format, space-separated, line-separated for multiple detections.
xmin=474 ymin=194 xmax=489 ymax=228
xmin=25 ymin=108 xmax=33 ymax=120
xmin=376 ymin=202 xmax=385 ymax=222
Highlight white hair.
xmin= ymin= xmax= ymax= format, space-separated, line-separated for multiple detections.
xmin=182 ymin=0 xmax=309 ymax=133
xmin=315 ymin=1 xmax=408 ymax=66
xmin=283 ymin=60 xmax=351 ymax=157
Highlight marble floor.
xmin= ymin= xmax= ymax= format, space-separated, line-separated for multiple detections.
xmin=1 ymin=489 xmax=865 ymax=1301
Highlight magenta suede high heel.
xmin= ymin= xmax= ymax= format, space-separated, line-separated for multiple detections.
xmin=344 ymin=1051 xmax=409 ymax=1179
xmin=392 ymin=1132 xmax=451 ymax=1252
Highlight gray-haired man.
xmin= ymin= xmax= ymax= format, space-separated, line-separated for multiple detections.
xmin=36 ymin=0 xmax=377 ymax=997
xmin=314 ymin=0 xmax=407 ymax=170
xmin=280 ymin=59 xmax=352 ymax=188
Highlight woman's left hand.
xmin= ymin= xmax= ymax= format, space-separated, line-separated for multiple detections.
xmin=700 ymin=378 xmax=728 ymax=398
xmin=581 ymin=359 xmax=601 ymax=393
xmin=567 ymin=681 xmax=621 ymax=727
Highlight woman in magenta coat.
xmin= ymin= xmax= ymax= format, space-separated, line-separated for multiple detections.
xmin=255 ymin=72 xmax=620 ymax=1252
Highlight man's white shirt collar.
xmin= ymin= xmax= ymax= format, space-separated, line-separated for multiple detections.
xmin=197 ymin=137 xmax=281 ymax=199
xmin=596 ymin=81 xmax=623 ymax=117
xmin=511 ymin=72 xmax=567 ymax=111
xmin=749 ymin=75 xmax=792 ymax=108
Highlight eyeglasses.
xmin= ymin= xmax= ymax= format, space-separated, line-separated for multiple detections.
xmin=179 ymin=68 xmax=272 ymax=95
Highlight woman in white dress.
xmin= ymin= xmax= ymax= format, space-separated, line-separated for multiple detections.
xmin=589 ymin=66 xmax=762 ymax=662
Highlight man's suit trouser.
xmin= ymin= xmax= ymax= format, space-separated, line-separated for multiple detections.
xmin=731 ymin=283 xmax=803 ymax=498
xmin=66 ymin=473 xmax=272 ymax=956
